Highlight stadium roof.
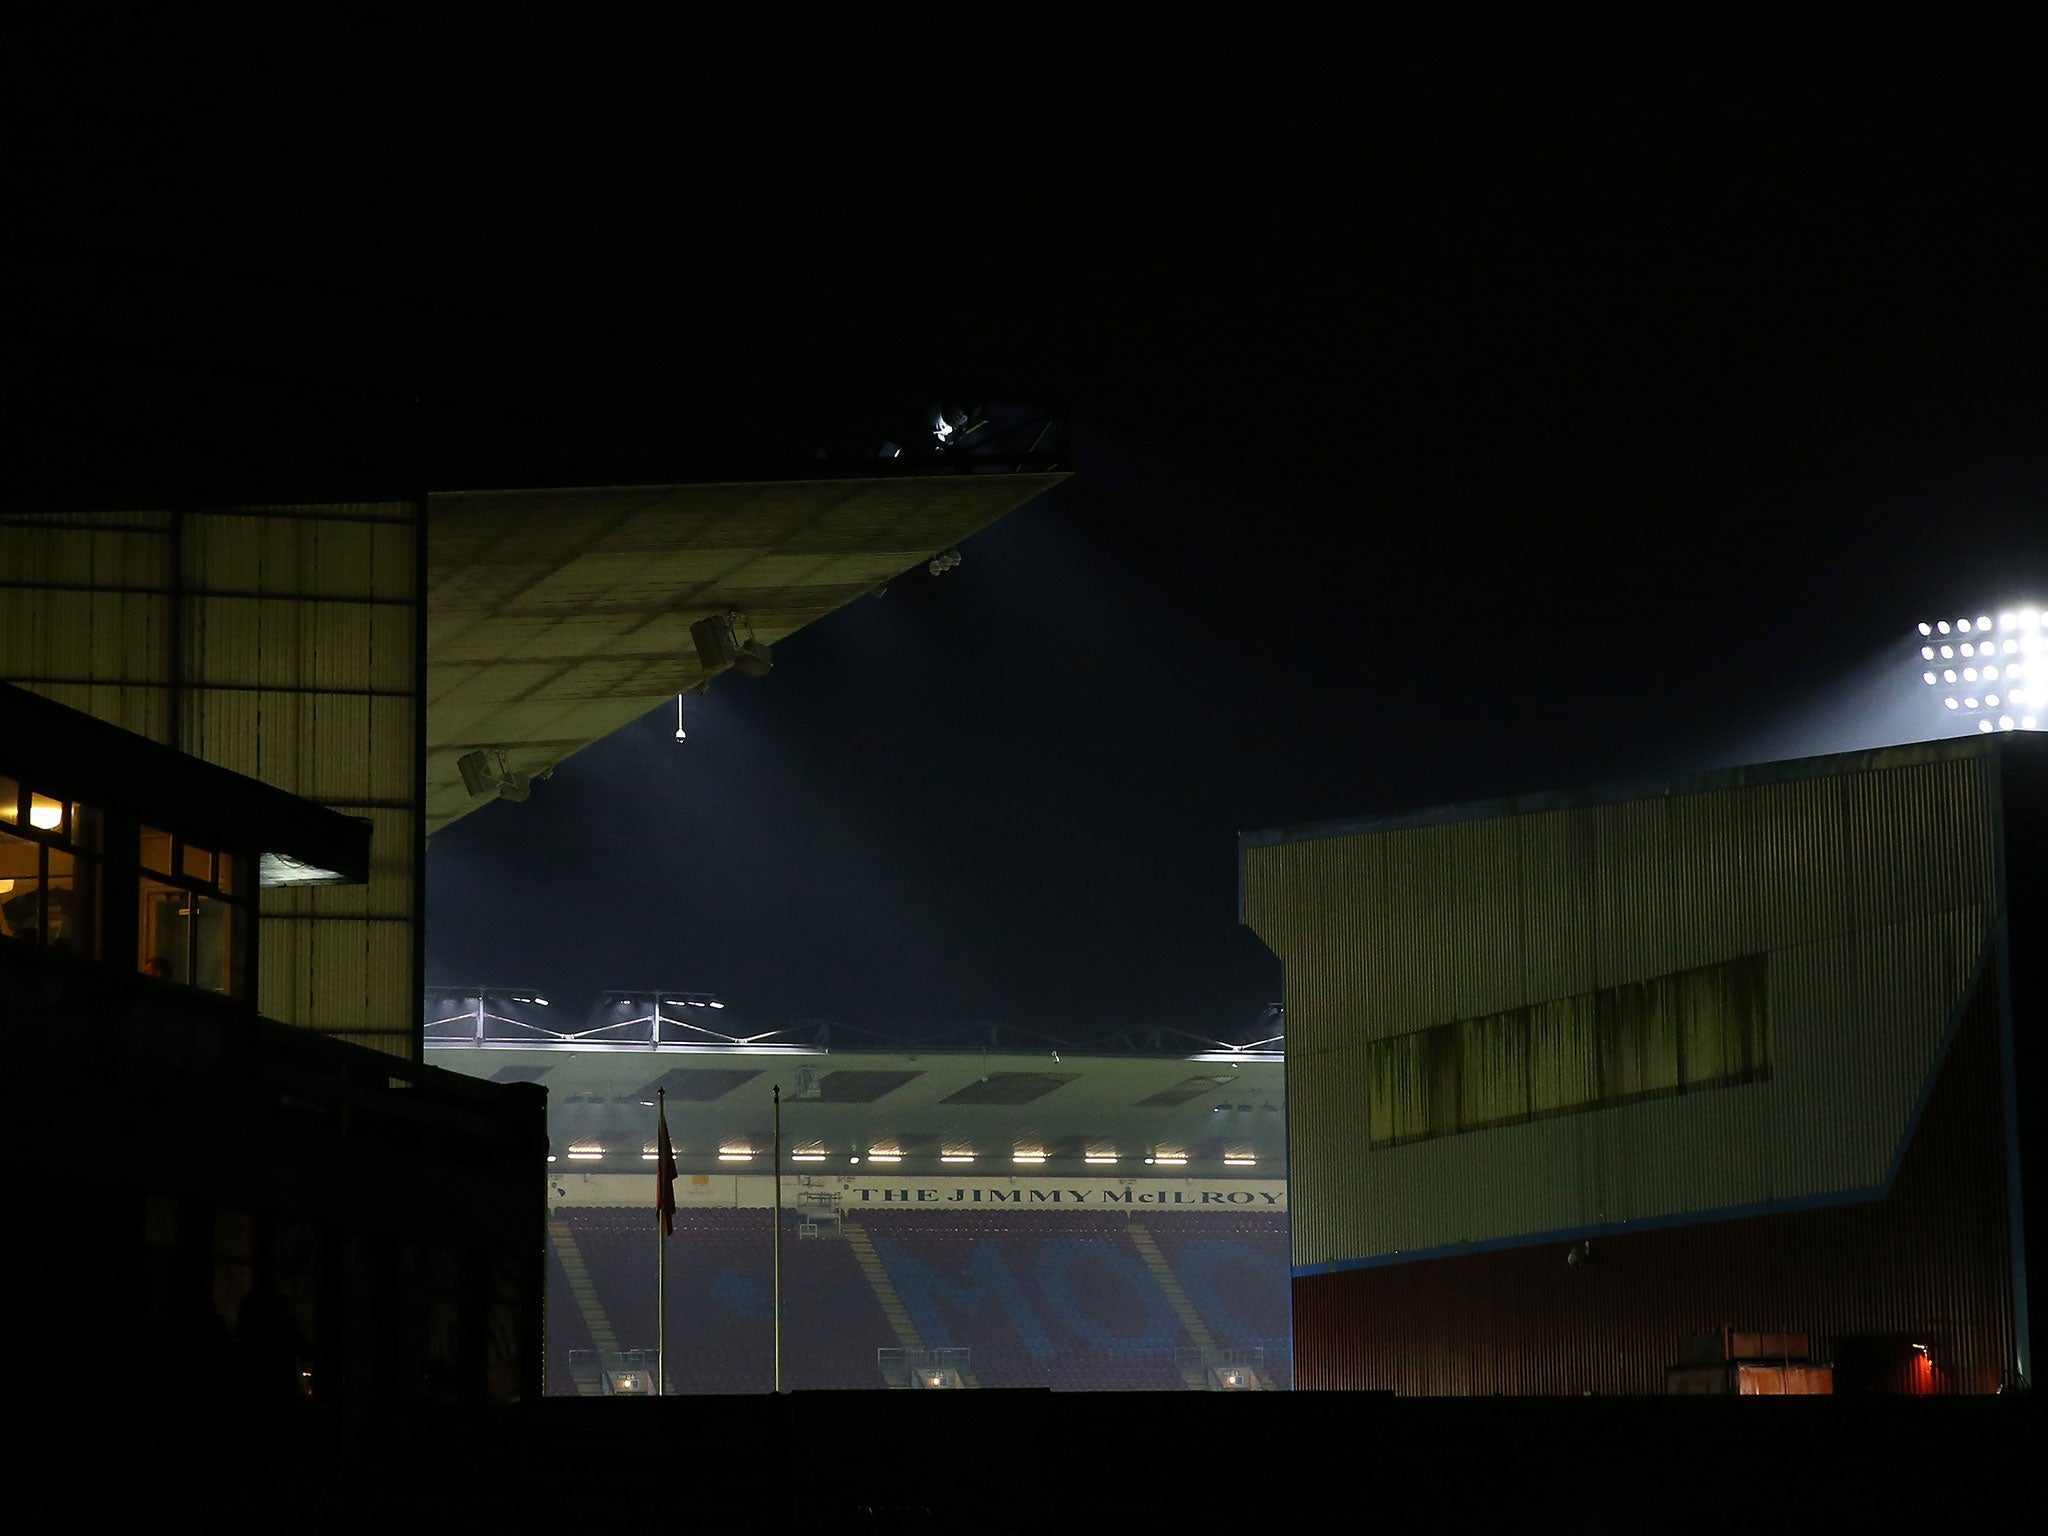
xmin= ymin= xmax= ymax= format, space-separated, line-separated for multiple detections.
xmin=425 ymin=471 xmax=1066 ymax=833
xmin=425 ymin=1039 xmax=1285 ymax=1175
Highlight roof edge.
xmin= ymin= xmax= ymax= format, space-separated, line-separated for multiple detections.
xmin=1241 ymin=735 xmax=2030 ymax=853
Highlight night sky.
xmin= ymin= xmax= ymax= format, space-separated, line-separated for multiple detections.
xmin=13 ymin=13 xmax=2045 ymax=1043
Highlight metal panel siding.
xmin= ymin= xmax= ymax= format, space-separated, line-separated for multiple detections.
xmin=1248 ymin=742 xmax=2004 ymax=1275
xmin=2 ymin=504 xmax=423 ymax=1059
xmin=1292 ymin=966 xmax=2017 ymax=1394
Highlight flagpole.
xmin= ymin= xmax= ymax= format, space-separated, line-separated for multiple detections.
xmin=772 ymin=1083 xmax=783 ymax=1394
xmin=657 ymin=1086 xmax=667 ymax=1398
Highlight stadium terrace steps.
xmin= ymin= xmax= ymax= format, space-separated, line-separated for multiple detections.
xmin=547 ymin=1217 xmax=619 ymax=1365
xmin=841 ymin=1220 xmax=926 ymax=1375
xmin=544 ymin=1236 xmax=602 ymax=1397
xmin=1126 ymin=1223 xmax=1217 ymax=1388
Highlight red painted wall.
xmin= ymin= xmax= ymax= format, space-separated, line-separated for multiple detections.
xmin=1294 ymin=965 xmax=2018 ymax=1395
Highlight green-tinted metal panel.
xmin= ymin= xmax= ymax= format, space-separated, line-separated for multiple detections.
xmin=1248 ymin=741 xmax=2003 ymax=1271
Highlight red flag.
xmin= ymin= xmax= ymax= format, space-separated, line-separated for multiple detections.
xmin=656 ymin=1100 xmax=678 ymax=1237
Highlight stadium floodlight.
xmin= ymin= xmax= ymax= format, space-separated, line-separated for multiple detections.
xmin=940 ymin=1155 xmax=975 ymax=1164
xmin=1146 ymin=1154 xmax=1188 ymax=1166
xmin=866 ymin=1152 xmax=903 ymax=1163
xmin=1084 ymin=1155 xmax=1118 ymax=1165
xmin=718 ymin=1151 xmax=754 ymax=1162
xmin=1912 ymin=604 xmax=2048 ymax=735
xmin=1011 ymin=1153 xmax=1047 ymax=1164
xmin=790 ymin=1153 xmax=827 ymax=1163
xmin=1224 ymin=1157 xmax=1258 ymax=1167
xmin=566 ymin=1148 xmax=604 ymax=1161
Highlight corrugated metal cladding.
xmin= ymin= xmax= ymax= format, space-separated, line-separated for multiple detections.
xmin=1243 ymin=741 xmax=2000 ymax=1273
xmin=0 ymin=505 xmax=424 ymax=1057
xmin=1293 ymin=966 xmax=2016 ymax=1394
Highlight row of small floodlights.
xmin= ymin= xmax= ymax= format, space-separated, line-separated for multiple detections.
xmin=1916 ymin=609 xmax=2043 ymax=733
xmin=548 ymin=1148 xmax=1258 ymax=1168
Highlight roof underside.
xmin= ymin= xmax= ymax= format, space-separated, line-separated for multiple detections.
xmin=425 ymin=473 xmax=1065 ymax=834
xmin=424 ymin=1045 xmax=1287 ymax=1169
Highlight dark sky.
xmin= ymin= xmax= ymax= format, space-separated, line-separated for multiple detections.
xmin=13 ymin=12 xmax=2046 ymax=1042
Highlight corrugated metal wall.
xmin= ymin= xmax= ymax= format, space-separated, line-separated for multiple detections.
xmin=0 ymin=504 xmax=424 ymax=1056
xmin=1245 ymin=743 xmax=2000 ymax=1272
xmin=1292 ymin=965 xmax=2016 ymax=1393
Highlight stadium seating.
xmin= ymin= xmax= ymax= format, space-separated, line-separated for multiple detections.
xmin=550 ymin=1206 xmax=1292 ymax=1393
xmin=1136 ymin=1211 xmax=1294 ymax=1388
xmin=556 ymin=1207 xmax=893 ymax=1393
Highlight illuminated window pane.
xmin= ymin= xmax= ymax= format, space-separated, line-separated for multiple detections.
xmin=28 ymin=794 xmax=64 ymax=833
xmin=139 ymin=876 xmax=191 ymax=985
xmin=181 ymin=843 xmax=215 ymax=885
xmin=191 ymin=892 xmax=235 ymax=994
xmin=0 ymin=829 xmax=42 ymax=941
xmin=0 ymin=775 xmax=17 ymax=826
xmin=42 ymin=849 xmax=83 ymax=955
xmin=140 ymin=826 xmax=173 ymax=876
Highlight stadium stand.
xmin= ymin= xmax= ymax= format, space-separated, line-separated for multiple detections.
xmin=552 ymin=1205 xmax=1292 ymax=1392
xmin=554 ymin=1208 xmax=896 ymax=1392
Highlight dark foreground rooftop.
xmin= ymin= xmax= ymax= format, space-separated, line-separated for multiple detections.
xmin=21 ymin=1388 xmax=2038 ymax=1531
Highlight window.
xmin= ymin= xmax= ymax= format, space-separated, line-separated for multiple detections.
xmin=137 ymin=833 xmax=251 ymax=997
xmin=1367 ymin=955 xmax=1771 ymax=1148
xmin=0 ymin=775 xmax=103 ymax=961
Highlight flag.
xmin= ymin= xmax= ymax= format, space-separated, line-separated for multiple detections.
xmin=656 ymin=1099 xmax=678 ymax=1237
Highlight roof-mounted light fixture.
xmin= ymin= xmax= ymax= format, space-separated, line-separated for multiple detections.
xmin=690 ymin=611 xmax=773 ymax=678
xmin=457 ymin=747 xmax=537 ymax=802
